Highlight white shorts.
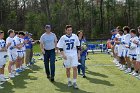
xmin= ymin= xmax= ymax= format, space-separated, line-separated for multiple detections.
xmin=23 ymin=50 xmax=26 ymax=57
xmin=17 ymin=51 xmax=24 ymax=58
xmin=63 ymin=54 xmax=79 ymax=68
xmin=0 ymin=53 xmax=7 ymax=68
xmin=136 ymin=54 xmax=140 ymax=62
xmin=8 ymin=52 xmax=18 ymax=62
xmin=129 ymin=54 xmax=137 ymax=60
xmin=123 ymin=49 xmax=130 ymax=57
xmin=114 ymin=45 xmax=118 ymax=54
xmin=117 ymin=48 xmax=123 ymax=57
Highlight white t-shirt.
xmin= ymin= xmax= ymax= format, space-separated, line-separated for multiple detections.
xmin=57 ymin=34 xmax=80 ymax=55
xmin=6 ymin=37 xmax=17 ymax=53
xmin=40 ymin=32 xmax=57 ymax=50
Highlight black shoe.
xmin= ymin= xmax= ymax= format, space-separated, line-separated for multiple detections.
xmin=47 ymin=75 xmax=50 ymax=79
xmin=50 ymin=78 xmax=54 ymax=82
xmin=83 ymin=75 xmax=86 ymax=78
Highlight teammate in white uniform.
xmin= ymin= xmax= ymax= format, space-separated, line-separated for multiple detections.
xmin=6 ymin=29 xmax=17 ymax=78
xmin=133 ymin=26 xmax=140 ymax=79
xmin=19 ymin=31 xmax=27 ymax=69
xmin=116 ymin=29 xmax=126 ymax=70
xmin=122 ymin=26 xmax=132 ymax=73
xmin=0 ymin=31 xmax=7 ymax=82
xmin=114 ymin=26 xmax=121 ymax=66
xmin=114 ymin=32 xmax=121 ymax=66
xmin=129 ymin=29 xmax=139 ymax=76
xmin=57 ymin=25 xmax=80 ymax=89
xmin=14 ymin=31 xmax=24 ymax=74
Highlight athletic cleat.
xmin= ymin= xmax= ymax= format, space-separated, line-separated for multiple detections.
xmin=132 ymin=72 xmax=138 ymax=76
xmin=0 ymin=77 xmax=6 ymax=82
xmin=68 ymin=81 xmax=72 ymax=87
xmin=120 ymin=67 xmax=125 ymax=71
xmin=9 ymin=73 xmax=15 ymax=78
xmin=73 ymin=83 xmax=79 ymax=89
xmin=14 ymin=73 xmax=20 ymax=76
xmin=129 ymin=71 xmax=135 ymax=75
xmin=0 ymin=86 xmax=4 ymax=89
xmin=124 ymin=69 xmax=131 ymax=74
xmin=116 ymin=64 xmax=121 ymax=67
xmin=0 ymin=82 xmax=4 ymax=85
xmin=24 ymin=66 xmax=30 ymax=69
xmin=16 ymin=69 xmax=22 ymax=73
xmin=136 ymin=75 xmax=140 ymax=80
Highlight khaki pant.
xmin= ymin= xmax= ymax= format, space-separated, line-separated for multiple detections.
xmin=29 ymin=48 xmax=33 ymax=62
xmin=25 ymin=49 xmax=31 ymax=65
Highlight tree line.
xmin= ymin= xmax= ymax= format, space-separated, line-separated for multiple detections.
xmin=0 ymin=0 xmax=140 ymax=39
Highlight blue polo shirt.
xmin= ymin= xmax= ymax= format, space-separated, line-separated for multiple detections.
xmin=24 ymin=36 xmax=32 ymax=49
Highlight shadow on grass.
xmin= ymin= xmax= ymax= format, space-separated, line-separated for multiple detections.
xmin=86 ymin=77 xmax=114 ymax=86
xmin=0 ymin=64 xmax=41 ymax=93
xmin=86 ymin=70 xmax=108 ymax=78
xmin=29 ymin=64 xmax=42 ymax=71
xmin=53 ymin=81 xmax=93 ymax=93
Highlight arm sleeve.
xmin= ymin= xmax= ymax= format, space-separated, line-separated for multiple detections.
xmin=40 ymin=35 xmax=43 ymax=44
xmin=75 ymin=35 xmax=80 ymax=46
xmin=54 ymin=34 xmax=58 ymax=42
xmin=6 ymin=38 xmax=12 ymax=45
xmin=57 ymin=36 xmax=64 ymax=48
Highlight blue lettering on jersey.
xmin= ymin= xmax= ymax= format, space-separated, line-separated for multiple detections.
xmin=65 ymin=39 xmax=75 ymax=50
xmin=13 ymin=40 xmax=16 ymax=46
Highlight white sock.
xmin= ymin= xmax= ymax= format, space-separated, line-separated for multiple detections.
xmin=73 ymin=79 xmax=76 ymax=83
xmin=128 ymin=68 xmax=131 ymax=71
xmin=123 ymin=65 xmax=125 ymax=68
xmin=1 ymin=74 xmax=4 ymax=78
xmin=68 ymin=78 xmax=71 ymax=82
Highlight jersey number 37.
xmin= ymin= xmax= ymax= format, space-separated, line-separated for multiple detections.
xmin=66 ymin=42 xmax=74 ymax=50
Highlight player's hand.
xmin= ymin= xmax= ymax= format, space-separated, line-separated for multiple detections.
xmin=62 ymin=55 xmax=67 ymax=60
xmin=1 ymin=47 xmax=7 ymax=51
xmin=41 ymin=49 xmax=45 ymax=54
xmin=125 ymin=45 xmax=129 ymax=48
xmin=133 ymin=40 xmax=138 ymax=44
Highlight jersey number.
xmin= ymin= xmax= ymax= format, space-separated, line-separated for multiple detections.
xmin=66 ymin=42 xmax=74 ymax=50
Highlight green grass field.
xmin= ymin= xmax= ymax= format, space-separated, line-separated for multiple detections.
xmin=0 ymin=45 xmax=140 ymax=93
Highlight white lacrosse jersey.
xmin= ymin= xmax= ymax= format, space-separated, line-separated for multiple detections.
xmin=136 ymin=37 xmax=140 ymax=54
xmin=57 ymin=34 xmax=80 ymax=55
xmin=0 ymin=39 xmax=6 ymax=55
xmin=124 ymin=34 xmax=131 ymax=47
xmin=20 ymin=38 xmax=26 ymax=52
xmin=6 ymin=37 xmax=17 ymax=52
xmin=129 ymin=36 xmax=139 ymax=54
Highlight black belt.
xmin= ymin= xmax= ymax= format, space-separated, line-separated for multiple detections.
xmin=44 ymin=48 xmax=55 ymax=51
